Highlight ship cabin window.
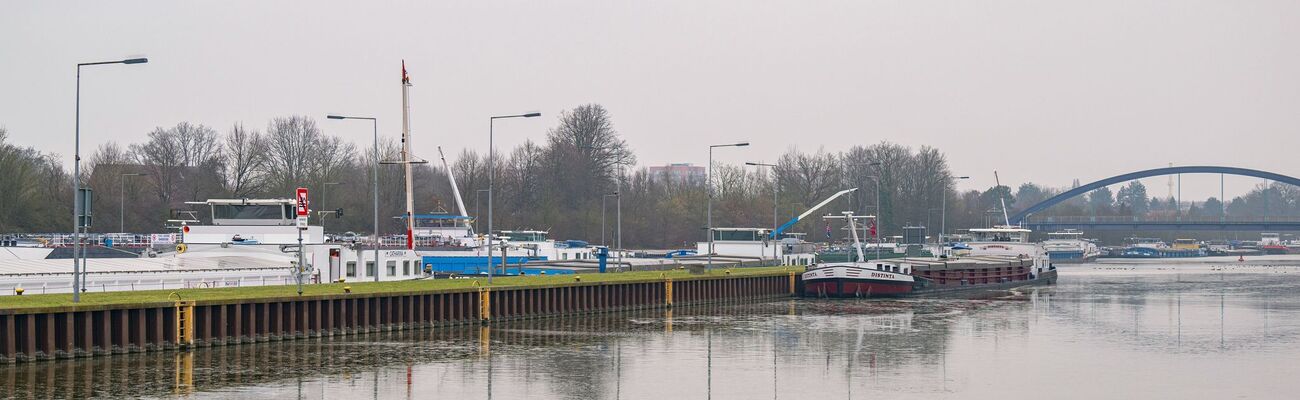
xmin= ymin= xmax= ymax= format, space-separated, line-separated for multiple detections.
xmin=503 ymin=231 xmax=548 ymax=242
xmin=346 ymin=261 xmax=356 ymax=277
xmin=387 ymin=260 xmax=397 ymax=276
xmin=713 ymin=230 xmax=762 ymax=242
xmin=211 ymin=204 xmax=293 ymax=222
xmin=562 ymin=253 xmax=568 ymax=260
xmin=366 ymin=261 xmax=376 ymax=277
xmin=876 ymin=263 xmax=883 ymax=271
xmin=402 ymin=260 xmax=411 ymax=276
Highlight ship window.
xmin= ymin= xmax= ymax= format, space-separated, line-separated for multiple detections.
xmin=387 ymin=260 xmax=397 ymax=276
xmin=366 ymin=261 xmax=376 ymax=277
xmin=713 ymin=230 xmax=760 ymax=241
xmin=212 ymin=204 xmax=289 ymax=220
xmin=402 ymin=260 xmax=410 ymax=276
xmin=346 ymin=261 xmax=356 ymax=277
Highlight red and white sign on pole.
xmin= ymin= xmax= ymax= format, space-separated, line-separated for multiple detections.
xmin=295 ymin=188 xmax=309 ymax=228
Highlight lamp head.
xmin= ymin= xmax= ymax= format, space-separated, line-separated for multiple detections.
xmin=327 ymin=115 xmax=345 ymax=120
xmin=122 ymin=58 xmax=148 ymax=64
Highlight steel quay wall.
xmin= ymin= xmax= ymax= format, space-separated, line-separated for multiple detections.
xmin=0 ymin=272 xmax=800 ymax=363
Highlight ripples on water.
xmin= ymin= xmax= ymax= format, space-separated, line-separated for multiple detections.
xmin=6 ymin=258 xmax=1300 ymax=399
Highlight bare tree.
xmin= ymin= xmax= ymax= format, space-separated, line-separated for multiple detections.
xmin=775 ymin=147 xmax=842 ymax=207
xmin=223 ymin=123 xmax=268 ymax=197
xmin=130 ymin=122 xmax=225 ymax=222
xmin=264 ymin=116 xmax=356 ymax=196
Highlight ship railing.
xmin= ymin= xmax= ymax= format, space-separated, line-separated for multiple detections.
xmin=0 ymin=271 xmax=297 ymax=296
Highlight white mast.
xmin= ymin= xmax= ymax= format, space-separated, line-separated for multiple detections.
xmin=994 ymin=170 xmax=1011 ymax=227
xmin=438 ymin=146 xmax=470 ymax=222
xmin=401 ymin=61 xmax=416 ymax=250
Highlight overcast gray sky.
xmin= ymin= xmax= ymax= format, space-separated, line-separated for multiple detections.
xmin=3 ymin=0 xmax=1297 ymax=200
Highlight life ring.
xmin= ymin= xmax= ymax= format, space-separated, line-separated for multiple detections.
xmin=176 ymin=243 xmax=188 ymax=254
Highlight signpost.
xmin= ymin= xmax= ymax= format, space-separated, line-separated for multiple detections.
xmin=295 ymin=188 xmax=308 ymax=296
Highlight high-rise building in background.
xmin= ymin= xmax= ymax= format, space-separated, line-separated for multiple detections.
xmin=648 ymin=163 xmax=706 ymax=184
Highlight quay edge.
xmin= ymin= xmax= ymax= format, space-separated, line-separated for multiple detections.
xmin=0 ymin=270 xmax=802 ymax=364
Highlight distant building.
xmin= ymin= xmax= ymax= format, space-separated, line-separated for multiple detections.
xmin=648 ymin=163 xmax=706 ymax=184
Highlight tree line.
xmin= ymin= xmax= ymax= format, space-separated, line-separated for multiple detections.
xmin=3 ymin=105 xmax=1298 ymax=248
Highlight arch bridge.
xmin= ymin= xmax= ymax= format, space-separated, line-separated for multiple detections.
xmin=1010 ymin=166 xmax=1300 ymax=232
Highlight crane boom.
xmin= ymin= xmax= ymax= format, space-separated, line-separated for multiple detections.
xmin=438 ymin=147 xmax=470 ymax=222
xmin=770 ymin=188 xmax=859 ymax=239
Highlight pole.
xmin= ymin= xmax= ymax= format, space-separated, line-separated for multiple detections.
xmin=488 ymin=118 xmax=495 ymax=284
xmin=772 ymin=173 xmax=778 ymax=263
xmin=707 ymin=146 xmax=714 ymax=272
xmin=875 ymin=179 xmax=881 ymax=260
xmin=616 ymin=188 xmax=622 ymax=270
xmin=372 ymin=119 xmax=379 ymax=283
xmin=72 ymin=65 xmax=82 ymax=302
xmin=602 ymin=195 xmax=608 ymax=246
xmin=120 ymin=174 xmax=125 ymax=233
xmin=615 ymin=163 xmax=623 ymax=271
xmin=297 ymin=221 xmax=304 ymax=296
xmin=940 ymin=190 xmax=946 ymax=245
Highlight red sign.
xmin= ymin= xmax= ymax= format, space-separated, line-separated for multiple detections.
xmin=296 ymin=188 xmax=309 ymax=216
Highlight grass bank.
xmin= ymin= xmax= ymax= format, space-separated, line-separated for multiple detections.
xmin=0 ymin=266 xmax=800 ymax=310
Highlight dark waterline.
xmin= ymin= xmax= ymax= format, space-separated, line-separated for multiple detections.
xmin=5 ymin=260 xmax=1300 ymax=399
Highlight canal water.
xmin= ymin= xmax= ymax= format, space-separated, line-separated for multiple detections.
xmin=6 ymin=258 xmax=1300 ymax=399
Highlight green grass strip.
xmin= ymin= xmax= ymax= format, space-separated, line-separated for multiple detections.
xmin=0 ymin=266 xmax=801 ymax=311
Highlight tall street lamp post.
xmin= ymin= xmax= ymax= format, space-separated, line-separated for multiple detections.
xmin=488 ymin=112 xmax=541 ymax=284
xmin=73 ymin=56 xmax=148 ymax=303
xmin=119 ymin=173 xmax=147 ymax=233
xmin=707 ymin=142 xmax=749 ymax=272
xmin=941 ymin=176 xmax=970 ymax=244
xmin=745 ymin=162 xmax=779 ymax=264
xmin=326 ymin=115 xmax=380 ymax=282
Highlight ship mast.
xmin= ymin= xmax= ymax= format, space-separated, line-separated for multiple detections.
xmin=401 ymin=61 xmax=416 ymax=250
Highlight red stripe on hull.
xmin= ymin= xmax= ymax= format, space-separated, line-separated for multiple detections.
xmin=804 ymin=278 xmax=913 ymax=298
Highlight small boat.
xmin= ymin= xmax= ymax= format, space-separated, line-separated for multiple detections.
xmin=1041 ymin=229 xmax=1101 ymax=263
xmin=1115 ymin=238 xmax=1205 ymax=258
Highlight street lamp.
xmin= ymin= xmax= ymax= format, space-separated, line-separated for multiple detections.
xmin=488 ymin=112 xmax=541 ymax=284
xmin=707 ymin=142 xmax=749 ymax=272
xmin=745 ymin=162 xmax=779 ymax=264
xmin=73 ymin=56 xmax=148 ymax=303
xmin=119 ymin=173 xmax=147 ymax=233
xmin=941 ymin=176 xmax=970 ymax=244
xmin=326 ymin=115 xmax=380 ymax=282
xmin=582 ymin=144 xmax=630 ymax=271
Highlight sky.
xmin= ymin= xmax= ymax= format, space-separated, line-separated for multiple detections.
xmin=2 ymin=0 xmax=1298 ymax=201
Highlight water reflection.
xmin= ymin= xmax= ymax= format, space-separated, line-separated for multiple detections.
xmin=4 ymin=262 xmax=1300 ymax=399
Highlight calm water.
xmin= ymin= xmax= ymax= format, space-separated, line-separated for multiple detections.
xmin=7 ymin=258 xmax=1300 ymax=399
